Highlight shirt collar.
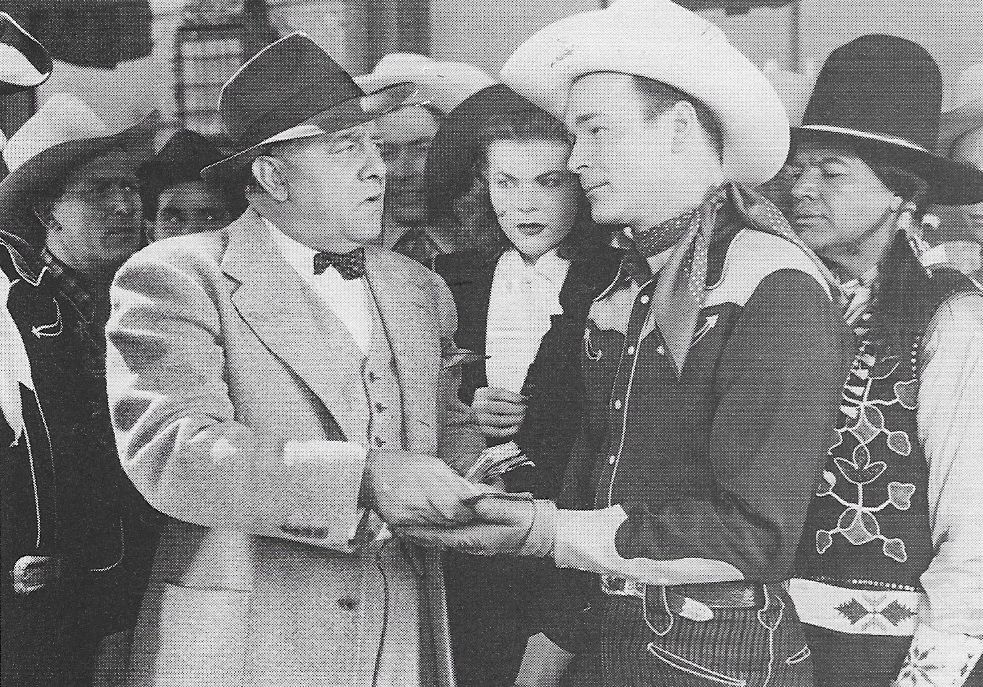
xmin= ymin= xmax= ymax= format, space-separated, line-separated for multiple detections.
xmin=40 ymin=247 xmax=99 ymax=322
xmin=500 ymin=247 xmax=570 ymax=285
xmin=263 ymin=216 xmax=317 ymax=278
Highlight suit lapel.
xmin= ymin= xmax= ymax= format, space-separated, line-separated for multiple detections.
xmin=364 ymin=248 xmax=441 ymax=453
xmin=222 ymin=211 xmax=368 ymax=443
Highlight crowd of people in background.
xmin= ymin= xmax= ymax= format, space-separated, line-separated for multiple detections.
xmin=1 ymin=2 xmax=981 ymax=687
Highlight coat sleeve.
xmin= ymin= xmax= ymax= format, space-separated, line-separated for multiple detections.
xmin=106 ymin=249 xmax=368 ymax=552
xmin=554 ymin=269 xmax=853 ymax=584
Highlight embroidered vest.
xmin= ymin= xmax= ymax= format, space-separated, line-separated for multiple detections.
xmin=796 ymin=266 xmax=975 ymax=593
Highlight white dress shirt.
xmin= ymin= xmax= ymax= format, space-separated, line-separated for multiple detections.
xmin=265 ymin=218 xmax=373 ymax=353
xmin=485 ymin=247 xmax=571 ymax=393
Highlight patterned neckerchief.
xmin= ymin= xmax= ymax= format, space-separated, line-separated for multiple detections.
xmin=40 ymin=248 xmax=110 ymax=361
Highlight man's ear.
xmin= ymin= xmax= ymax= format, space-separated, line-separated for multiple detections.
xmin=251 ymin=155 xmax=289 ymax=203
xmin=669 ymin=100 xmax=699 ymax=154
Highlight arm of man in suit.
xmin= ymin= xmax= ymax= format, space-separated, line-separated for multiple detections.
xmin=107 ymin=248 xmax=478 ymax=551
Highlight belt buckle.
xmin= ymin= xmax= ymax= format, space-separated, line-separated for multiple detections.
xmin=10 ymin=556 xmax=61 ymax=595
xmin=601 ymin=575 xmax=646 ymax=599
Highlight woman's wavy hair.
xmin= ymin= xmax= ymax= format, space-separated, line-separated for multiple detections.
xmin=452 ymin=106 xmax=609 ymax=261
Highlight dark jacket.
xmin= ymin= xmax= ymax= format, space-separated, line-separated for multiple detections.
xmin=1 ymin=231 xmax=156 ymax=682
xmin=434 ymin=243 xmax=622 ymax=498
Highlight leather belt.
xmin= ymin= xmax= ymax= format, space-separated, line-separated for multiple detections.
xmin=601 ymin=576 xmax=765 ymax=621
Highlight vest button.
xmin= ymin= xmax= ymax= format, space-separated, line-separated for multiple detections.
xmin=337 ymin=597 xmax=358 ymax=610
xmin=375 ymin=402 xmax=386 ymax=413
xmin=374 ymin=437 xmax=385 ymax=447
xmin=626 ymin=346 xmax=635 ymax=355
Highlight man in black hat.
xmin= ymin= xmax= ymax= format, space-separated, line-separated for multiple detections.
xmin=105 ymin=33 xmax=485 ymax=687
xmin=783 ymin=35 xmax=983 ymax=687
xmin=137 ymin=129 xmax=246 ymax=242
xmin=1 ymin=20 xmax=157 ymax=683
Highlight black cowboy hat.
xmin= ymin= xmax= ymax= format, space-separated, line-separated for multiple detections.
xmin=201 ymin=33 xmax=416 ymax=183
xmin=0 ymin=11 xmax=52 ymax=95
xmin=794 ymin=34 xmax=983 ymax=205
xmin=138 ymin=129 xmax=224 ymax=198
xmin=423 ymin=84 xmax=544 ymax=222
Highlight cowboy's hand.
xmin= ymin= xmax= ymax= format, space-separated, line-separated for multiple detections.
xmin=471 ymin=386 xmax=527 ymax=439
xmin=365 ymin=449 xmax=490 ymax=526
xmin=398 ymin=494 xmax=556 ymax=557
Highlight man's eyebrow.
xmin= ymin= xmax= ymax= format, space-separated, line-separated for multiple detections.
xmin=536 ymin=169 xmax=568 ymax=181
xmin=492 ymin=171 xmax=518 ymax=182
xmin=573 ymin=112 xmax=601 ymax=127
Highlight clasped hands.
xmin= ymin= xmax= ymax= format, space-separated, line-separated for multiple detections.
xmin=365 ymin=449 xmax=556 ymax=557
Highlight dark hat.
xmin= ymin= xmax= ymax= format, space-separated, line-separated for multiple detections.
xmin=424 ymin=84 xmax=543 ymax=221
xmin=0 ymin=11 xmax=52 ymax=95
xmin=0 ymin=94 xmax=152 ymax=243
xmin=795 ymin=34 xmax=983 ymax=205
xmin=202 ymin=33 xmax=416 ymax=183
xmin=138 ymin=129 xmax=223 ymax=197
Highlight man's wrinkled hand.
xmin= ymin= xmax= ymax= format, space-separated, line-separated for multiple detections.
xmin=396 ymin=494 xmax=554 ymax=557
xmin=471 ymin=386 xmax=527 ymax=439
xmin=365 ymin=450 xmax=490 ymax=526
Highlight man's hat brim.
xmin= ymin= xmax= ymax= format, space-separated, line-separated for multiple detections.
xmin=0 ymin=122 xmax=151 ymax=239
xmin=201 ymin=81 xmax=416 ymax=184
xmin=793 ymin=125 xmax=983 ymax=205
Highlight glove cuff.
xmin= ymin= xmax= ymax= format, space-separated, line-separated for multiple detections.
xmin=518 ymin=499 xmax=558 ymax=557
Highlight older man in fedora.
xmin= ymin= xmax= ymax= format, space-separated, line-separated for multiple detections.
xmin=137 ymin=129 xmax=246 ymax=243
xmin=1 ymin=75 xmax=155 ymax=687
xmin=402 ymin=1 xmax=853 ymax=685
xmin=782 ymin=36 xmax=983 ymax=687
xmin=356 ymin=54 xmax=498 ymax=266
xmin=106 ymin=33 xmax=486 ymax=687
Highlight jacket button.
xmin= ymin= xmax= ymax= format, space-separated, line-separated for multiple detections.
xmin=338 ymin=597 xmax=358 ymax=610
xmin=626 ymin=346 xmax=635 ymax=355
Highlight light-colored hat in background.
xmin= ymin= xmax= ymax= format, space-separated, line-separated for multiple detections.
xmin=355 ymin=53 xmax=496 ymax=115
xmin=499 ymin=0 xmax=790 ymax=188
xmin=0 ymin=93 xmax=152 ymax=237
xmin=938 ymin=63 xmax=983 ymax=158
xmin=0 ymin=11 xmax=52 ymax=95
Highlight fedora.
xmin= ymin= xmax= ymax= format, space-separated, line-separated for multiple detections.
xmin=795 ymin=35 xmax=983 ymax=205
xmin=423 ymin=84 xmax=541 ymax=221
xmin=201 ymin=33 xmax=416 ymax=183
xmin=938 ymin=63 xmax=983 ymax=159
xmin=0 ymin=93 xmax=152 ymax=242
xmin=355 ymin=53 xmax=496 ymax=115
xmin=0 ymin=11 xmax=52 ymax=95
xmin=499 ymin=0 xmax=790 ymax=188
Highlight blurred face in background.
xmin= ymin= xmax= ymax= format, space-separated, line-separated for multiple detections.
xmin=951 ymin=126 xmax=983 ymax=241
xmin=150 ymin=180 xmax=233 ymax=241
xmin=44 ymin=148 xmax=143 ymax=280
xmin=485 ymin=138 xmax=580 ymax=262
xmin=377 ymin=105 xmax=441 ymax=227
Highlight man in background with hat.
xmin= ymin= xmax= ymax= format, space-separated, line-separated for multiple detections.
xmin=105 ymin=33 xmax=486 ymax=687
xmin=137 ymin=129 xmax=246 ymax=243
xmin=1 ymin=24 xmax=156 ymax=680
xmin=401 ymin=1 xmax=852 ymax=685
xmin=783 ymin=35 xmax=983 ymax=687
xmin=356 ymin=53 xmax=498 ymax=266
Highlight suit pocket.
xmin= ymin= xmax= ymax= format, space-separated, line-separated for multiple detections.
xmin=129 ymin=582 xmax=251 ymax=687
xmin=647 ymin=642 xmax=748 ymax=687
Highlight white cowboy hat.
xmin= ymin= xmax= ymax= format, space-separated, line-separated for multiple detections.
xmin=355 ymin=53 xmax=496 ymax=115
xmin=0 ymin=11 xmax=52 ymax=94
xmin=938 ymin=63 xmax=983 ymax=158
xmin=764 ymin=66 xmax=813 ymax=128
xmin=499 ymin=0 xmax=790 ymax=188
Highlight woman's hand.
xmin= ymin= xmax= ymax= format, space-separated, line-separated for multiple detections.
xmin=470 ymin=386 xmax=527 ymax=439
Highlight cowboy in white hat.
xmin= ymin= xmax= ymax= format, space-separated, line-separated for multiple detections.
xmin=355 ymin=53 xmax=497 ymax=265
xmin=1 ymin=25 xmax=156 ymax=681
xmin=105 ymin=33 xmax=486 ymax=687
xmin=785 ymin=36 xmax=983 ymax=687
xmin=401 ymin=1 xmax=853 ymax=685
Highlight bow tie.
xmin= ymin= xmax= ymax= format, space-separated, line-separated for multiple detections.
xmin=313 ymin=247 xmax=366 ymax=280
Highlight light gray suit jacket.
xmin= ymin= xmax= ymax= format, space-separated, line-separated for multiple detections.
xmin=106 ymin=209 xmax=479 ymax=687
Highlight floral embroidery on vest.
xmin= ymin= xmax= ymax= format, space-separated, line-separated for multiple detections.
xmin=815 ymin=337 xmax=919 ymax=563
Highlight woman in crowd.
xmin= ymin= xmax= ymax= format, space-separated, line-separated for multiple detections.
xmin=425 ymin=83 xmax=621 ymax=687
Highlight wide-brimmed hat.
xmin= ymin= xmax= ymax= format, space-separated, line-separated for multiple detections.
xmin=201 ymin=33 xmax=416 ymax=183
xmin=938 ymin=63 xmax=983 ymax=159
xmin=424 ymin=84 xmax=542 ymax=220
xmin=0 ymin=11 xmax=52 ymax=95
xmin=0 ymin=93 xmax=151 ymax=237
xmin=138 ymin=129 xmax=224 ymax=198
xmin=355 ymin=53 xmax=496 ymax=115
xmin=499 ymin=0 xmax=790 ymax=188
xmin=795 ymin=35 xmax=983 ymax=205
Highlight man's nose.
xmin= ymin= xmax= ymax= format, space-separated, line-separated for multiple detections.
xmin=106 ymin=187 xmax=140 ymax=216
xmin=567 ymin=136 xmax=587 ymax=173
xmin=789 ymin=168 xmax=818 ymax=200
xmin=363 ymin=142 xmax=386 ymax=180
